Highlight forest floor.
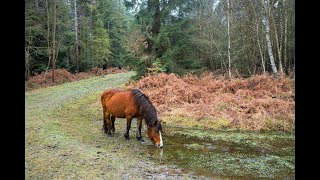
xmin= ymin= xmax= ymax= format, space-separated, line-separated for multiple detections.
xmin=25 ymin=71 xmax=295 ymax=179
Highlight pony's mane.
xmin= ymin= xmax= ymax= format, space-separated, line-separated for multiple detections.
xmin=131 ymin=88 xmax=158 ymax=128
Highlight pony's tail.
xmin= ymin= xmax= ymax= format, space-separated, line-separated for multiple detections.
xmin=100 ymin=91 xmax=108 ymax=113
xmin=101 ymin=89 xmax=119 ymax=133
xmin=101 ymin=91 xmax=108 ymax=133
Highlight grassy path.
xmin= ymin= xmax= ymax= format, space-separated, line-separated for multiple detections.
xmin=25 ymin=71 xmax=294 ymax=179
xmin=25 ymin=72 xmax=186 ymax=179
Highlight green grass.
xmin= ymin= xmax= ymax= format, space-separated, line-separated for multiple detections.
xmin=25 ymin=72 xmax=172 ymax=179
xmin=161 ymin=127 xmax=294 ymax=179
xmin=164 ymin=126 xmax=294 ymax=149
xmin=25 ymin=71 xmax=294 ymax=179
xmin=161 ymin=115 xmax=233 ymax=130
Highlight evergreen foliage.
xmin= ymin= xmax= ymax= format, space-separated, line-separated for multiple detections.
xmin=25 ymin=0 xmax=295 ymax=80
xmin=92 ymin=19 xmax=111 ymax=68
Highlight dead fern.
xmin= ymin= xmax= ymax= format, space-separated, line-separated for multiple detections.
xmin=128 ymin=73 xmax=295 ymax=131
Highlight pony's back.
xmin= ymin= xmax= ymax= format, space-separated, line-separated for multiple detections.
xmin=101 ymin=89 xmax=121 ymax=112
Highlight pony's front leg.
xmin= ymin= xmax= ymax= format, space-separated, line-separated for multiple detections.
xmin=136 ymin=117 xmax=144 ymax=142
xmin=124 ymin=116 xmax=132 ymax=140
xmin=104 ymin=112 xmax=112 ymax=137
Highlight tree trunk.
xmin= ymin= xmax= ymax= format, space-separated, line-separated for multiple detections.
xmin=71 ymin=46 xmax=74 ymax=64
xmin=25 ymin=36 xmax=31 ymax=79
xmin=251 ymin=1 xmax=265 ymax=74
xmin=227 ymin=0 xmax=232 ymax=78
xmin=52 ymin=0 xmax=57 ymax=82
xmin=25 ymin=48 xmax=30 ymax=79
xmin=262 ymin=0 xmax=278 ymax=76
xmin=256 ymin=18 xmax=265 ymax=74
xmin=74 ymin=0 xmax=79 ymax=73
xmin=271 ymin=0 xmax=283 ymax=74
xmin=43 ymin=0 xmax=51 ymax=81
xmin=283 ymin=0 xmax=289 ymax=75
xmin=25 ymin=31 xmax=32 ymax=79
xmin=279 ymin=0 xmax=284 ymax=74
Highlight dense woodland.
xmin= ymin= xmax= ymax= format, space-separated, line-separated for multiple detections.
xmin=25 ymin=0 xmax=295 ymax=81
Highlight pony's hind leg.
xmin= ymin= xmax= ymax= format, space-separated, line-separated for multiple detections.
xmin=124 ymin=116 xmax=133 ymax=140
xmin=136 ymin=117 xmax=144 ymax=142
xmin=103 ymin=114 xmax=108 ymax=134
xmin=104 ymin=112 xmax=112 ymax=137
xmin=111 ymin=116 xmax=116 ymax=133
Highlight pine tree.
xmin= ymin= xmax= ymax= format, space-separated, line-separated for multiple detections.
xmin=92 ymin=19 xmax=111 ymax=70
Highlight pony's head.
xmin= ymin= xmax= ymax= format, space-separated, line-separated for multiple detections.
xmin=147 ymin=120 xmax=163 ymax=148
xmin=130 ymin=88 xmax=163 ymax=148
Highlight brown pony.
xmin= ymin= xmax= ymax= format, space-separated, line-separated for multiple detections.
xmin=101 ymin=88 xmax=163 ymax=148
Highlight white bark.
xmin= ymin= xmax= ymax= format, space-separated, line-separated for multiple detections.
xmin=279 ymin=0 xmax=284 ymax=74
xmin=283 ymin=0 xmax=288 ymax=73
xmin=262 ymin=0 xmax=278 ymax=76
xmin=251 ymin=1 xmax=265 ymax=74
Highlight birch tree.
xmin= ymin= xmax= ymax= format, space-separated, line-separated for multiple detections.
xmin=270 ymin=0 xmax=283 ymax=74
xmin=251 ymin=1 xmax=266 ymax=74
xmin=283 ymin=0 xmax=288 ymax=74
xmin=261 ymin=0 xmax=278 ymax=76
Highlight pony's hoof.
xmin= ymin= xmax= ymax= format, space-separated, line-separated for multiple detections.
xmin=108 ymin=134 xmax=113 ymax=138
xmin=137 ymin=137 xmax=144 ymax=142
xmin=124 ymin=135 xmax=130 ymax=140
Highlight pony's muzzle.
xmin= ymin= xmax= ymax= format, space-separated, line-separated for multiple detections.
xmin=158 ymin=131 xmax=163 ymax=148
xmin=156 ymin=144 xmax=163 ymax=148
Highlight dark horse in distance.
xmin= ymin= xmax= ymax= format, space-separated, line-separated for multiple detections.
xmin=101 ymin=88 xmax=163 ymax=148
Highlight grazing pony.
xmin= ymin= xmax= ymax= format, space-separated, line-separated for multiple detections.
xmin=101 ymin=88 xmax=163 ymax=148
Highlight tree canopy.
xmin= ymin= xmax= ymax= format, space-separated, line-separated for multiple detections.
xmin=25 ymin=0 xmax=295 ymax=80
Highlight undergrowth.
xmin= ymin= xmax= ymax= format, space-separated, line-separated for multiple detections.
xmin=128 ymin=72 xmax=295 ymax=132
xmin=25 ymin=67 xmax=128 ymax=91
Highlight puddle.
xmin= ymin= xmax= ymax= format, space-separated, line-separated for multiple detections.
xmin=143 ymin=126 xmax=295 ymax=179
